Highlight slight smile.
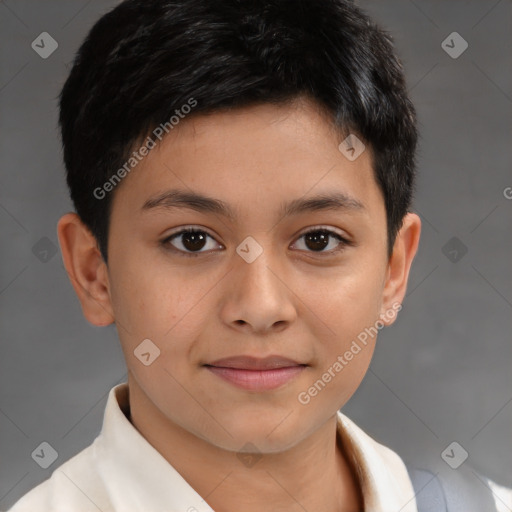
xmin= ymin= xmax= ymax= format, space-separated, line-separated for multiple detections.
xmin=204 ymin=355 xmax=308 ymax=391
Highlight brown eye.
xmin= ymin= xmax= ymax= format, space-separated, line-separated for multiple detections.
xmin=162 ymin=226 xmax=352 ymax=258
xmin=292 ymin=228 xmax=352 ymax=255
xmin=162 ymin=228 xmax=223 ymax=257
xmin=304 ymin=231 xmax=330 ymax=251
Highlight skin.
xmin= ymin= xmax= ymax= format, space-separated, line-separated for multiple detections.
xmin=57 ymin=97 xmax=421 ymax=512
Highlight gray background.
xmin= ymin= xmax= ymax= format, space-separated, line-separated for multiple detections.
xmin=1 ymin=0 xmax=511 ymax=509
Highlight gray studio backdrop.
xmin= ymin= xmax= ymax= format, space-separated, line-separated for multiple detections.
xmin=1 ymin=0 xmax=511 ymax=509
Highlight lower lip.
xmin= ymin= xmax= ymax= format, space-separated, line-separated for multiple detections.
xmin=205 ymin=365 xmax=306 ymax=391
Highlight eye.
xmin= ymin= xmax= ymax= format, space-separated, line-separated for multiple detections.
xmin=291 ymin=227 xmax=353 ymax=255
xmin=162 ymin=228 xmax=223 ymax=257
xmin=161 ymin=226 xmax=353 ymax=258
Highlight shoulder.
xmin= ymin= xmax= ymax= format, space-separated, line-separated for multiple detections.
xmin=336 ymin=411 xmax=510 ymax=512
xmin=7 ymin=438 xmax=113 ymax=512
xmin=406 ymin=463 xmax=511 ymax=512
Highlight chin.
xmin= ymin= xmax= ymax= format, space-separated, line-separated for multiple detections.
xmin=203 ymin=407 xmax=308 ymax=453
xmin=213 ymin=430 xmax=304 ymax=455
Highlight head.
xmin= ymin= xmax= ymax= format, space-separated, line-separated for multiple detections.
xmin=57 ymin=0 xmax=421 ymax=453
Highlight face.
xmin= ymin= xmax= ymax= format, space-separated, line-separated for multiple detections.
xmin=89 ymin=98 xmax=405 ymax=452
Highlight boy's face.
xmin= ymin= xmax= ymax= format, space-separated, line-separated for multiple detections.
xmin=60 ymin=98 xmax=420 ymax=453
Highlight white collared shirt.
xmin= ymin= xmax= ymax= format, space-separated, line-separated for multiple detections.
xmin=6 ymin=383 xmax=508 ymax=512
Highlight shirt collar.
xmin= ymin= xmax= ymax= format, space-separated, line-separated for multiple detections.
xmin=97 ymin=383 xmax=214 ymax=511
xmin=335 ymin=411 xmax=418 ymax=512
xmin=98 ymin=383 xmax=417 ymax=512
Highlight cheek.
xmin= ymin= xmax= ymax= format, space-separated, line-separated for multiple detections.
xmin=301 ymin=265 xmax=383 ymax=397
xmin=302 ymin=265 xmax=384 ymax=337
xmin=109 ymin=263 xmax=226 ymax=385
xmin=109 ymin=261 xmax=207 ymax=337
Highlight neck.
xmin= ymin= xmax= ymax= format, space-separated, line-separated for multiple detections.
xmin=128 ymin=378 xmax=363 ymax=512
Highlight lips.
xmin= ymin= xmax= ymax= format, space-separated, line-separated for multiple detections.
xmin=207 ymin=355 xmax=304 ymax=370
xmin=204 ymin=355 xmax=307 ymax=391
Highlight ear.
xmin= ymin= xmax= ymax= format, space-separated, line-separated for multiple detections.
xmin=379 ymin=212 xmax=421 ymax=325
xmin=57 ymin=212 xmax=114 ymax=326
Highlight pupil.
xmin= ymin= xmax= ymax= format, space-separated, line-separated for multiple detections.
xmin=182 ymin=231 xmax=206 ymax=251
xmin=179 ymin=230 xmax=330 ymax=253
xmin=305 ymin=231 xmax=329 ymax=251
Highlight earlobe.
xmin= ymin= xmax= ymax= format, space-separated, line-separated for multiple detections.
xmin=57 ymin=212 xmax=115 ymax=327
xmin=380 ymin=212 xmax=421 ymax=325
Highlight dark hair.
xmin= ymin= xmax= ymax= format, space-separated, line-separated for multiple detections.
xmin=59 ymin=0 xmax=417 ymax=263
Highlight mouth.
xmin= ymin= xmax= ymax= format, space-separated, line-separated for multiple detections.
xmin=204 ymin=355 xmax=308 ymax=391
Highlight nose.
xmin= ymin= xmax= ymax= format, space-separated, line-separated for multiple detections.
xmin=220 ymin=242 xmax=297 ymax=335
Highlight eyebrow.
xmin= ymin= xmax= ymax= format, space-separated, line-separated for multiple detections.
xmin=141 ymin=188 xmax=365 ymax=221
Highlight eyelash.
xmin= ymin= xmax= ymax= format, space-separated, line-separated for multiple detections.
xmin=161 ymin=226 xmax=353 ymax=258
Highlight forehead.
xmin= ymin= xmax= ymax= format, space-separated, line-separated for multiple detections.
xmin=110 ymin=99 xmax=384 ymax=223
